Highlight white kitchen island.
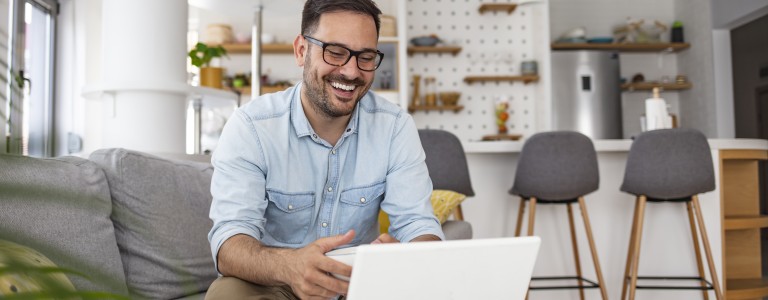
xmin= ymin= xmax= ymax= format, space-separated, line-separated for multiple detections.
xmin=459 ymin=139 xmax=768 ymax=300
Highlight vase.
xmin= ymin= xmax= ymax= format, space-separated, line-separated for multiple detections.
xmin=200 ymin=67 xmax=223 ymax=89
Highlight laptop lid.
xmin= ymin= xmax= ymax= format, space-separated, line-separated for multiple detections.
xmin=346 ymin=236 xmax=540 ymax=300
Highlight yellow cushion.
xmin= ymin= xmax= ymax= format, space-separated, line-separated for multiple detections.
xmin=379 ymin=190 xmax=467 ymax=234
xmin=0 ymin=240 xmax=76 ymax=296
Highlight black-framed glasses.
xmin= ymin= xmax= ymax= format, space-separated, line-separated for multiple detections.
xmin=303 ymin=35 xmax=384 ymax=72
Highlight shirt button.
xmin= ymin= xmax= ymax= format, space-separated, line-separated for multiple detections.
xmin=312 ymin=134 xmax=317 ymax=139
xmin=360 ymin=197 xmax=366 ymax=203
xmin=346 ymin=128 xmax=351 ymax=132
xmin=327 ymin=187 xmax=333 ymax=192
xmin=331 ymin=149 xmax=336 ymax=155
xmin=288 ymin=204 xmax=294 ymax=210
xmin=322 ymin=222 xmax=328 ymax=228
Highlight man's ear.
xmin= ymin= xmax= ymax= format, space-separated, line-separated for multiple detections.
xmin=294 ymin=34 xmax=306 ymax=67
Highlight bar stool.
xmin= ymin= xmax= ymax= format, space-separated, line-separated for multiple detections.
xmin=510 ymin=131 xmax=608 ymax=300
xmin=620 ymin=128 xmax=722 ymax=300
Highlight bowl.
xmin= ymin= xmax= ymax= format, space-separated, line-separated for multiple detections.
xmin=439 ymin=92 xmax=461 ymax=106
xmin=410 ymin=36 xmax=440 ymax=47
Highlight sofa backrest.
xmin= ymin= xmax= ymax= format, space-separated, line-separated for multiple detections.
xmin=0 ymin=154 xmax=130 ymax=296
xmin=89 ymin=149 xmax=217 ymax=299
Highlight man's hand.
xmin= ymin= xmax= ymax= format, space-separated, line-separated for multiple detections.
xmin=371 ymin=233 xmax=441 ymax=244
xmin=371 ymin=233 xmax=399 ymax=244
xmin=286 ymin=230 xmax=355 ymax=299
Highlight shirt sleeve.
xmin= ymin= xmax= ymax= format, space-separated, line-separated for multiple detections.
xmin=208 ymin=109 xmax=269 ymax=272
xmin=381 ymin=113 xmax=446 ymax=242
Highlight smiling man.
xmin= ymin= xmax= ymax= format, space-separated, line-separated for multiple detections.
xmin=205 ymin=0 xmax=444 ymax=299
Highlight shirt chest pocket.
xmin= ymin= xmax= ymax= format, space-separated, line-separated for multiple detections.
xmin=336 ymin=182 xmax=385 ymax=243
xmin=265 ymin=190 xmax=315 ymax=244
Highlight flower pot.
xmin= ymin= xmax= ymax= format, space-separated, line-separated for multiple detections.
xmin=200 ymin=67 xmax=223 ymax=89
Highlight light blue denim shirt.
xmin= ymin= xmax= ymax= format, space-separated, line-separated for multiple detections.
xmin=208 ymin=82 xmax=444 ymax=268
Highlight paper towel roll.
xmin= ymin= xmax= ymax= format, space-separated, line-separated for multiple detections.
xmin=645 ymin=98 xmax=669 ymax=131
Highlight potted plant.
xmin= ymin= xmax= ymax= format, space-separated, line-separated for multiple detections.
xmin=188 ymin=42 xmax=228 ymax=89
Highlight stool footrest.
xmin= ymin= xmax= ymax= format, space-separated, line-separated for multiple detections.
xmin=529 ymin=276 xmax=600 ymax=290
xmin=625 ymin=275 xmax=714 ymax=290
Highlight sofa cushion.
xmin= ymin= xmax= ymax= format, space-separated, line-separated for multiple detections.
xmin=89 ymin=149 xmax=217 ymax=299
xmin=0 ymin=154 xmax=129 ymax=296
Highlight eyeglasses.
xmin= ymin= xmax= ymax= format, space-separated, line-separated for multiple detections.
xmin=303 ymin=35 xmax=384 ymax=72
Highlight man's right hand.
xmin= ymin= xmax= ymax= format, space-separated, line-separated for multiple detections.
xmin=286 ymin=230 xmax=355 ymax=299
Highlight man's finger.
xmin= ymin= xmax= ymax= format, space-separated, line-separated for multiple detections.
xmin=315 ymin=230 xmax=355 ymax=252
xmin=305 ymin=270 xmax=348 ymax=296
xmin=318 ymin=256 xmax=353 ymax=277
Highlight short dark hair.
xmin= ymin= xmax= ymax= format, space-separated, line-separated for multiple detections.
xmin=301 ymin=0 xmax=382 ymax=37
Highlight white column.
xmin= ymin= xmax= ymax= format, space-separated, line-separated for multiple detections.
xmin=100 ymin=0 xmax=188 ymax=153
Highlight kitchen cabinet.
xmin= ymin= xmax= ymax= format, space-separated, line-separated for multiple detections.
xmin=720 ymin=150 xmax=768 ymax=299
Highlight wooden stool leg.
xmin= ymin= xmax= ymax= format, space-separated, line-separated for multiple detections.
xmin=527 ymin=198 xmax=537 ymax=236
xmin=686 ymin=201 xmax=709 ymax=300
xmin=515 ymin=198 xmax=526 ymax=237
xmin=567 ymin=203 xmax=585 ymax=300
xmin=692 ymin=196 xmax=723 ymax=300
xmin=621 ymin=197 xmax=642 ymax=300
xmin=629 ymin=196 xmax=648 ymax=300
xmin=452 ymin=205 xmax=464 ymax=221
xmin=578 ymin=197 xmax=609 ymax=300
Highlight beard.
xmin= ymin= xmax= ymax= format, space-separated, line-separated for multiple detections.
xmin=302 ymin=52 xmax=372 ymax=118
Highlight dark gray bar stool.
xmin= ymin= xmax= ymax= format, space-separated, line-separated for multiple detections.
xmin=620 ymin=128 xmax=722 ymax=300
xmin=418 ymin=129 xmax=475 ymax=238
xmin=511 ymin=131 xmax=608 ymax=300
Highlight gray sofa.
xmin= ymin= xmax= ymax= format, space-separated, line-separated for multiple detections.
xmin=0 ymin=148 xmax=471 ymax=299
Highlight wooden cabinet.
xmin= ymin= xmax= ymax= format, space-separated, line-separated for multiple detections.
xmin=720 ymin=150 xmax=768 ymax=299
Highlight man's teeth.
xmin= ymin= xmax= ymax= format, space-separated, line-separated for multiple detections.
xmin=331 ymin=82 xmax=354 ymax=91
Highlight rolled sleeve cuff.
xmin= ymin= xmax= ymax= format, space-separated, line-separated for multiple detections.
xmin=209 ymin=224 xmax=264 ymax=273
xmin=395 ymin=218 xmax=446 ymax=242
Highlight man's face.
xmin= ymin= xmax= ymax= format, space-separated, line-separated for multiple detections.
xmin=297 ymin=11 xmax=378 ymax=118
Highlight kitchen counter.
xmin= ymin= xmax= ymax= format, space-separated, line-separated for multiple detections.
xmin=459 ymin=138 xmax=768 ymax=299
xmin=462 ymin=138 xmax=768 ymax=153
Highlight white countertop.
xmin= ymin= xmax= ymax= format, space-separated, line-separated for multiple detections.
xmin=463 ymin=138 xmax=768 ymax=154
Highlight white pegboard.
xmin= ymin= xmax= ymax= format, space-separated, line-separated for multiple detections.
xmin=406 ymin=0 xmax=550 ymax=142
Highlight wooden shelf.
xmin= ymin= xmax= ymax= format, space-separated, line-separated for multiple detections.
xmin=220 ymin=43 xmax=294 ymax=54
xmin=464 ymin=75 xmax=539 ymax=84
xmin=478 ymin=3 xmax=518 ymax=14
xmin=621 ymin=82 xmax=692 ymax=91
xmin=408 ymin=105 xmax=464 ymax=113
xmin=726 ymin=278 xmax=768 ymax=299
xmin=233 ymin=85 xmax=290 ymax=95
xmin=551 ymin=42 xmax=691 ymax=52
xmin=725 ymin=216 xmax=768 ymax=230
xmin=482 ymin=134 xmax=522 ymax=141
xmin=407 ymin=46 xmax=462 ymax=56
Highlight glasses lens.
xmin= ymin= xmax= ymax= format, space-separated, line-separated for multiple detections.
xmin=323 ymin=45 xmax=350 ymax=66
xmin=357 ymin=52 xmax=381 ymax=71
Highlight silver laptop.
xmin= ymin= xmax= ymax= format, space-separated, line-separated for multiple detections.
xmin=339 ymin=236 xmax=540 ymax=300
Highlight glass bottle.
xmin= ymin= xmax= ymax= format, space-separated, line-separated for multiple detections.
xmin=424 ymin=77 xmax=437 ymax=106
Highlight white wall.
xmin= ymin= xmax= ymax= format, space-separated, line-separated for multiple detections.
xmin=675 ymin=0 xmax=718 ymax=137
xmin=54 ymin=0 xmax=102 ymax=156
xmin=711 ymin=0 xmax=768 ymax=29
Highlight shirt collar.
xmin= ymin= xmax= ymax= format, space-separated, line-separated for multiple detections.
xmin=291 ymin=81 xmax=361 ymax=139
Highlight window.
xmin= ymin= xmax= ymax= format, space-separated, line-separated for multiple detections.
xmin=3 ymin=0 xmax=57 ymax=156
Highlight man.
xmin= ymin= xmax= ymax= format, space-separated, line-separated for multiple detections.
xmin=205 ymin=0 xmax=444 ymax=299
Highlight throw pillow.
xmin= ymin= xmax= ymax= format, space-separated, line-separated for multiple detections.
xmin=0 ymin=240 xmax=76 ymax=296
xmin=430 ymin=190 xmax=467 ymax=223
xmin=378 ymin=190 xmax=467 ymax=233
